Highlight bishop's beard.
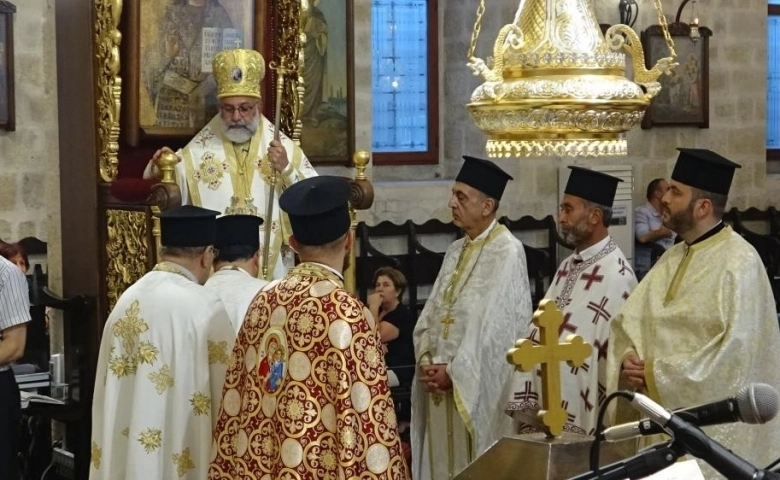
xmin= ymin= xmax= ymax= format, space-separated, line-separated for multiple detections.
xmin=222 ymin=114 xmax=260 ymax=144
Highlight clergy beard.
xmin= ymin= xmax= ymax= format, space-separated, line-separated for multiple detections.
xmin=663 ymin=200 xmax=696 ymax=235
xmin=559 ymin=217 xmax=590 ymax=248
xmin=222 ymin=114 xmax=260 ymax=144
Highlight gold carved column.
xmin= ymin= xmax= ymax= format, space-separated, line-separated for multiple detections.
xmin=94 ymin=0 xmax=122 ymax=182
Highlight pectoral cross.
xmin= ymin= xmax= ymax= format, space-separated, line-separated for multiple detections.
xmin=507 ymin=299 xmax=592 ymax=437
xmin=234 ymin=39 xmax=242 ymax=48
xmin=440 ymin=315 xmax=454 ymax=339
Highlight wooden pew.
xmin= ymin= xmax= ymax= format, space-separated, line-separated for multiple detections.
xmin=499 ymin=214 xmax=572 ymax=305
xmin=357 ymin=215 xmax=569 ymax=315
xmin=407 ymin=219 xmax=461 ymax=314
xmin=355 ymin=221 xmax=411 ymax=305
xmin=724 ymin=207 xmax=780 ymax=309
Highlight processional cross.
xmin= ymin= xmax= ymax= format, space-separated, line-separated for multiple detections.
xmin=507 ymin=299 xmax=592 ymax=438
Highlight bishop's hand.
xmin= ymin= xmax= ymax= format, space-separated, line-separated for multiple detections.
xmin=268 ymin=139 xmax=290 ymax=172
xmin=150 ymin=146 xmax=177 ymax=179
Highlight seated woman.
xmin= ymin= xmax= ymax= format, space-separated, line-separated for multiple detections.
xmin=0 ymin=242 xmax=29 ymax=274
xmin=367 ymin=267 xmax=415 ymax=388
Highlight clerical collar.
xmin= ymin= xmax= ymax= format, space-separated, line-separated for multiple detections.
xmin=155 ymin=261 xmax=199 ymax=283
xmin=687 ymin=221 xmax=725 ymax=246
xmin=573 ymin=235 xmax=611 ymax=263
xmin=215 ymin=265 xmax=251 ymax=276
xmin=308 ymin=262 xmax=344 ymax=281
xmin=468 ymin=219 xmax=498 ymax=242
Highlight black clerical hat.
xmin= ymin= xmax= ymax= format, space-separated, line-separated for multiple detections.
xmin=672 ymin=148 xmax=741 ymax=195
xmin=159 ymin=205 xmax=220 ymax=247
xmin=279 ymin=176 xmax=351 ymax=246
xmin=455 ymin=156 xmax=514 ymax=201
xmin=215 ymin=214 xmax=263 ymax=250
xmin=564 ymin=166 xmax=623 ymax=207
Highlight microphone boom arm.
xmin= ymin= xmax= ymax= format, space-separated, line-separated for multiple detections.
xmin=569 ymin=441 xmax=685 ymax=480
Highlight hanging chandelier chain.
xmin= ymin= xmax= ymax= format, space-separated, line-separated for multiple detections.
xmin=467 ymin=0 xmax=487 ymax=60
xmin=651 ymin=0 xmax=677 ymax=58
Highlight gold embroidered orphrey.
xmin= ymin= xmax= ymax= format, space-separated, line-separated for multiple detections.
xmin=507 ymin=299 xmax=592 ymax=437
xmin=438 ymin=224 xmax=503 ymax=339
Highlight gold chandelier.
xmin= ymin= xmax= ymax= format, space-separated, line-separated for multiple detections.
xmin=466 ymin=0 xmax=678 ymax=158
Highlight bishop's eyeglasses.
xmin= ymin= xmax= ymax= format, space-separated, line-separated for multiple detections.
xmin=219 ymin=102 xmax=259 ymax=116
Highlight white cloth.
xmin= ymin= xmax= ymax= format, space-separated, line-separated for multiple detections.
xmin=411 ymin=222 xmax=533 ymax=480
xmin=144 ymin=114 xmax=318 ymax=279
xmin=204 ymin=266 xmax=268 ymax=333
xmin=608 ymin=226 xmax=780 ymax=479
xmin=0 ymin=256 xmax=31 ymax=370
xmin=90 ymin=266 xmax=235 ymax=479
xmin=0 ymin=256 xmax=31 ymax=332
xmin=507 ymin=236 xmax=637 ymax=436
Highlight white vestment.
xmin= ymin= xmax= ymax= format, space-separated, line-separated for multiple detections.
xmin=508 ymin=236 xmax=637 ymax=436
xmin=144 ymin=115 xmax=318 ymax=279
xmin=204 ymin=266 xmax=268 ymax=333
xmin=608 ymin=226 xmax=780 ymax=479
xmin=90 ymin=263 xmax=235 ymax=479
xmin=412 ymin=221 xmax=533 ymax=480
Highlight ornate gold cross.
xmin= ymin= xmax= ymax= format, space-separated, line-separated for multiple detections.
xmin=440 ymin=315 xmax=454 ymax=339
xmin=507 ymin=299 xmax=592 ymax=437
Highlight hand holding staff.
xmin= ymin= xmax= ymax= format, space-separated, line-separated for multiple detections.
xmin=263 ymin=57 xmax=297 ymax=280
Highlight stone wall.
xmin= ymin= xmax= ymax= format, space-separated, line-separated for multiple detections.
xmin=350 ymin=0 xmax=779 ymax=226
xmin=0 ymin=0 xmax=62 ymax=349
xmin=0 ymin=0 xmax=60 ymax=246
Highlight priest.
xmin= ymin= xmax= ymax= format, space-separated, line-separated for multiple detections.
xmin=507 ymin=167 xmax=637 ymax=436
xmin=204 ymin=214 xmax=268 ymax=333
xmin=144 ymin=48 xmax=318 ymax=279
xmin=209 ymin=176 xmax=409 ymax=479
xmin=90 ymin=205 xmax=235 ymax=479
xmin=607 ymin=148 xmax=780 ymax=478
xmin=411 ymin=156 xmax=533 ymax=480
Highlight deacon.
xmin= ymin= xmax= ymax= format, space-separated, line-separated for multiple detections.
xmin=90 ymin=205 xmax=235 ymax=479
xmin=607 ymin=148 xmax=780 ymax=478
xmin=204 ymin=214 xmax=268 ymax=333
xmin=144 ymin=48 xmax=318 ymax=279
xmin=209 ymin=176 xmax=409 ymax=479
xmin=411 ymin=156 xmax=533 ymax=480
xmin=507 ymin=167 xmax=637 ymax=436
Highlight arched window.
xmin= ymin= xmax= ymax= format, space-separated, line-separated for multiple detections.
xmin=371 ymin=0 xmax=439 ymax=165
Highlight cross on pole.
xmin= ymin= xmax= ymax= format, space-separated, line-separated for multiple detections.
xmin=507 ymin=299 xmax=592 ymax=437
xmin=261 ymin=55 xmax=297 ymax=280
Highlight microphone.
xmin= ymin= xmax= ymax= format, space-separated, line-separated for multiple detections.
xmin=602 ymin=383 xmax=780 ymax=442
xmin=622 ymin=390 xmax=775 ymax=480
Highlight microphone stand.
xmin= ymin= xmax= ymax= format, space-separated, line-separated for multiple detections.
xmin=570 ymin=439 xmax=780 ymax=480
xmin=569 ymin=441 xmax=685 ymax=480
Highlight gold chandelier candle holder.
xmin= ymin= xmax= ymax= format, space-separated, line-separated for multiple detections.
xmin=466 ymin=0 xmax=678 ymax=158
